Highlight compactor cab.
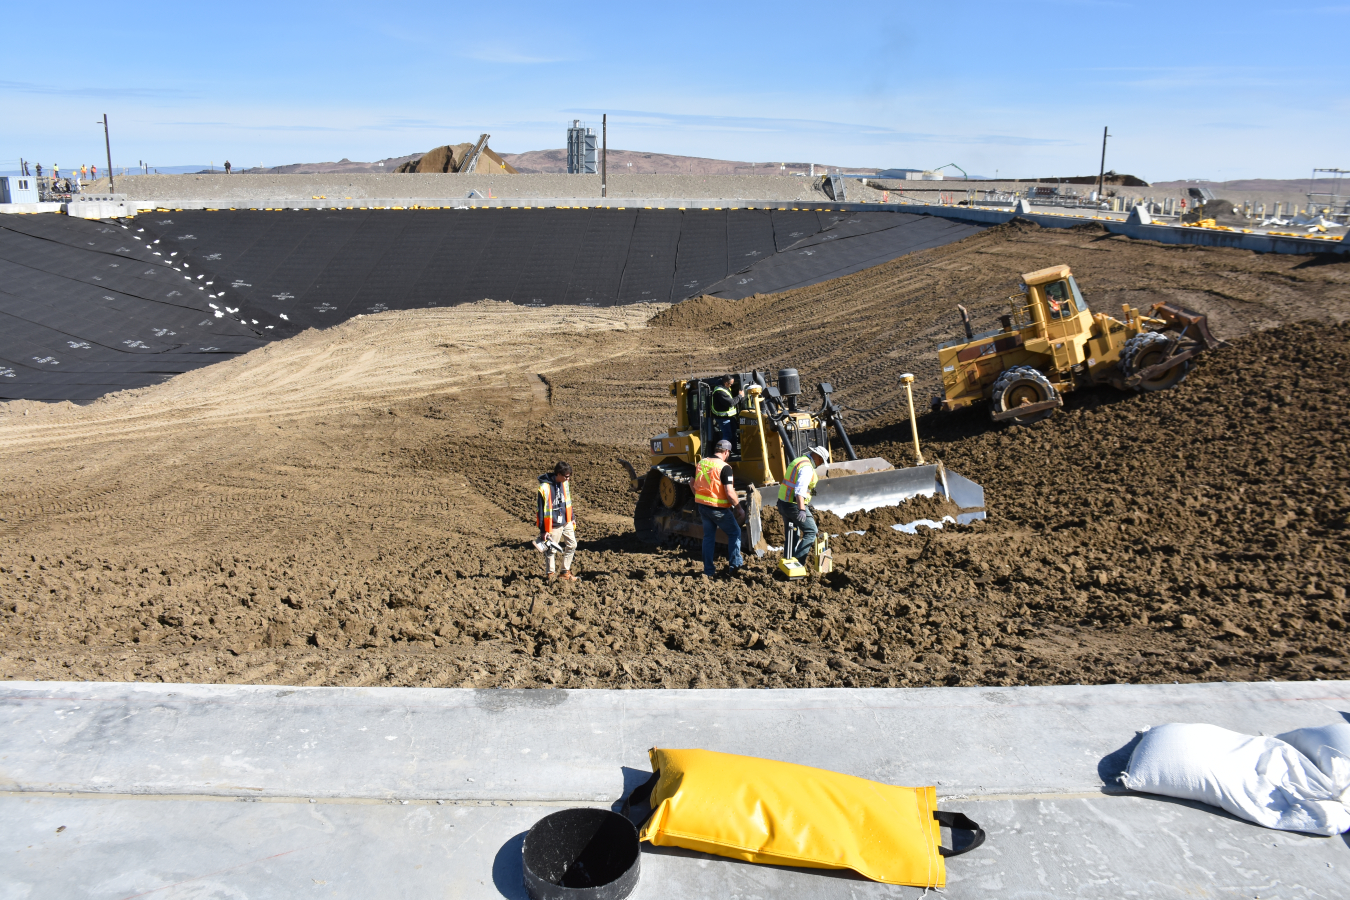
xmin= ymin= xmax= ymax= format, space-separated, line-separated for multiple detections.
xmin=622 ymin=368 xmax=987 ymax=558
xmin=934 ymin=264 xmax=1221 ymax=425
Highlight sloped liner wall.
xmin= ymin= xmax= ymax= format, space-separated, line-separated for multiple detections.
xmin=0 ymin=208 xmax=982 ymax=401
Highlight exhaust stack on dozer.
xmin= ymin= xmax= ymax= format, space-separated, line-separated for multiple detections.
xmin=623 ymin=368 xmax=985 ymax=560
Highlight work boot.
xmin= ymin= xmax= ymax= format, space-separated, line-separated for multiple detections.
xmin=560 ymin=571 xmax=578 ymax=582
xmin=547 ymin=572 xmax=557 ymax=581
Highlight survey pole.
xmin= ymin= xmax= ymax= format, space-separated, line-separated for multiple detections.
xmin=601 ymin=114 xmax=607 ymax=198
xmin=101 ymin=114 xmax=114 ymax=192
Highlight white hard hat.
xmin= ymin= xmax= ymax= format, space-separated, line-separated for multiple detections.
xmin=808 ymin=445 xmax=829 ymax=462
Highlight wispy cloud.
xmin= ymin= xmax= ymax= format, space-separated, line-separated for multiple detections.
xmin=1073 ymin=65 xmax=1295 ymax=91
xmin=0 ymin=79 xmax=196 ymax=99
xmin=462 ymin=47 xmax=574 ymax=64
xmin=153 ymin=121 xmax=346 ymax=132
xmin=372 ymin=23 xmax=573 ymax=63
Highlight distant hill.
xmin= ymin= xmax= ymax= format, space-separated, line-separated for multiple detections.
xmin=500 ymin=148 xmax=878 ymax=176
xmin=1149 ymin=177 xmax=1342 ymax=193
xmin=228 ymin=149 xmax=882 ymax=177
xmin=232 ymin=155 xmax=421 ymax=175
xmin=1002 ymin=172 xmax=1149 ymax=187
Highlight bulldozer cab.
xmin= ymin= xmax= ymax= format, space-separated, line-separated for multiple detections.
xmin=675 ymin=374 xmax=753 ymax=461
xmin=1043 ymin=279 xmax=1085 ymax=321
xmin=1019 ymin=265 xmax=1093 ymax=369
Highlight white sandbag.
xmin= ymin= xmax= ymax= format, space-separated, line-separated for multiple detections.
xmin=1121 ymin=723 xmax=1350 ymax=835
xmin=1277 ymin=723 xmax=1350 ymax=780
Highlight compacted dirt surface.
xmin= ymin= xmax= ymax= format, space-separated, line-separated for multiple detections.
xmin=2 ymin=221 xmax=1348 ymax=690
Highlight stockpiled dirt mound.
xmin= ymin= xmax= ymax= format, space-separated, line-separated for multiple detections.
xmin=2 ymin=222 xmax=1348 ymax=689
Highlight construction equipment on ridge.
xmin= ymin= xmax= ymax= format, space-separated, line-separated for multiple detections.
xmin=933 ymin=264 xmax=1221 ymax=425
xmin=620 ymin=369 xmax=985 ymax=557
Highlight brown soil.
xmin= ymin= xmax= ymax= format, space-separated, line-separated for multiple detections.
xmin=3 ymin=222 xmax=1349 ymax=690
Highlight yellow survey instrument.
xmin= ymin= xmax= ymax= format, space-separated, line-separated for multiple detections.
xmin=808 ymin=531 xmax=833 ymax=575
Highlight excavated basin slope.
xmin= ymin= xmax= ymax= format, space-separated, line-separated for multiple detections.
xmin=2 ymin=220 xmax=1348 ymax=689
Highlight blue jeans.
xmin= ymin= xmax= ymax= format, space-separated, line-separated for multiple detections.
xmin=698 ymin=504 xmax=743 ymax=576
xmin=716 ymin=417 xmax=736 ymax=448
xmin=777 ymin=499 xmax=817 ymax=563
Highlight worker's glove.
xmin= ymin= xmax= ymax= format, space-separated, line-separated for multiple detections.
xmin=792 ymin=507 xmax=808 ymax=526
xmin=733 ymin=505 xmax=747 ymax=526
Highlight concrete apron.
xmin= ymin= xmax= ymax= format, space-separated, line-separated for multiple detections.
xmin=2 ymin=680 xmax=1347 ymax=898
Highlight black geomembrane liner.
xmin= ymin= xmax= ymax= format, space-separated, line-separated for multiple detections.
xmin=564 ymin=209 xmax=637 ymax=305
xmin=618 ymin=210 xmax=683 ymax=303
xmin=671 ymin=211 xmax=729 ymax=300
xmin=706 ymin=216 xmax=982 ymax=299
xmin=725 ymin=209 xmax=776 ymax=274
xmin=2 ymin=207 xmax=980 ymax=401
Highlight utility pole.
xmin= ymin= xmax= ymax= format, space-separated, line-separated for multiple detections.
xmin=601 ymin=114 xmax=607 ymax=199
xmin=97 ymin=114 xmax=116 ymax=191
xmin=100 ymin=114 xmax=115 ymax=192
xmin=1096 ymin=126 xmax=1111 ymax=199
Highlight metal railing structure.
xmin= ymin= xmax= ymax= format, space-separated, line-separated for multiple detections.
xmin=1307 ymin=169 xmax=1348 ymax=223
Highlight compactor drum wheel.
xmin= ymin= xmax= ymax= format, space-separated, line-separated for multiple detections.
xmin=1121 ymin=332 xmax=1188 ymax=392
xmin=991 ymin=366 xmax=1059 ymax=425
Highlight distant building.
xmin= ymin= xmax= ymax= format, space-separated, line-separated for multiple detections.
xmin=0 ymin=175 xmax=39 ymax=203
xmin=567 ymin=121 xmax=598 ymax=175
xmin=876 ymin=169 xmax=941 ymax=181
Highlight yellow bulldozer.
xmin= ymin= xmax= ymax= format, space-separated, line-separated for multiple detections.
xmin=932 ymin=264 xmax=1221 ymax=425
xmin=621 ymin=368 xmax=985 ymax=558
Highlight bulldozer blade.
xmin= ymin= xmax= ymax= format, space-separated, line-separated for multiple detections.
xmin=747 ymin=489 xmax=768 ymax=557
xmin=755 ymin=463 xmax=986 ymax=522
xmin=1151 ymin=302 xmax=1223 ymax=350
xmin=618 ymin=458 xmax=645 ymax=492
xmin=818 ymin=457 xmax=896 ymax=478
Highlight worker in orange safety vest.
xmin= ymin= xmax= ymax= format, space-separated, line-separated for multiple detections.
xmin=693 ymin=439 xmax=746 ymax=578
xmin=536 ymin=461 xmax=577 ymax=581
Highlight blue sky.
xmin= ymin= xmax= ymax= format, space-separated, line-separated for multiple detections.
xmin=3 ymin=0 xmax=1346 ymax=181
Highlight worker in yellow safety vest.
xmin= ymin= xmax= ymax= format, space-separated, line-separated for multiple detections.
xmin=693 ymin=439 xmax=745 ymax=578
xmin=777 ymin=445 xmax=828 ymax=564
xmin=536 ymin=461 xmax=577 ymax=581
xmin=710 ymin=374 xmax=742 ymax=448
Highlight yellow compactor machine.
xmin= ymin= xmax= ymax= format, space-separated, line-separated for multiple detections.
xmin=933 ymin=264 xmax=1220 ymax=425
xmin=621 ymin=368 xmax=985 ymax=557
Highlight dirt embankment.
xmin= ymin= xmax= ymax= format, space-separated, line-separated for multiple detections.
xmin=2 ymin=222 xmax=1348 ymax=689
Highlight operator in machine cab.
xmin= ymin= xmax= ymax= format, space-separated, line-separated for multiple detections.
xmin=777 ymin=445 xmax=829 ymax=566
xmin=1044 ymin=279 xmax=1086 ymax=320
xmin=710 ymin=375 xmax=742 ymax=448
xmin=536 ymin=461 xmax=577 ymax=581
xmin=693 ymin=439 xmax=745 ymax=579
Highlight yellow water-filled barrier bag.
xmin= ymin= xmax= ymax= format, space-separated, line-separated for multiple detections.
xmin=629 ymin=747 xmax=983 ymax=888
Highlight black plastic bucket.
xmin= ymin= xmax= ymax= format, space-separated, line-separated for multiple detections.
xmin=522 ymin=808 xmax=641 ymax=900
